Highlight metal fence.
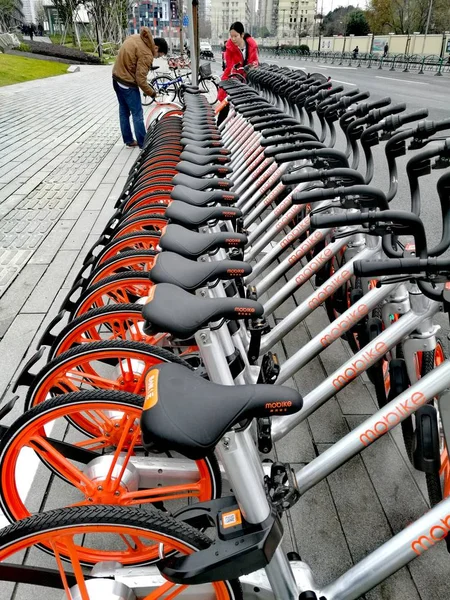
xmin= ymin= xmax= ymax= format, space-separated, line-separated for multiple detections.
xmin=255 ymin=48 xmax=450 ymax=75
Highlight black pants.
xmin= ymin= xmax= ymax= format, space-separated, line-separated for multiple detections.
xmin=217 ymin=104 xmax=230 ymax=127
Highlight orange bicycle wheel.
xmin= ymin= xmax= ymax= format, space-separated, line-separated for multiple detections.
xmin=82 ymin=250 xmax=158 ymax=288
xmin=71 ymin=273 xmax=155 ymax=318
xmin=24 ymin=341 xmax=187 ymax=414
xmin=0 ymin=392 xmax=221 ymax=537
xmin=0 ymin=506 xmax=243 ymax=596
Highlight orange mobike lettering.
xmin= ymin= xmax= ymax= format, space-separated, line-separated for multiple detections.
xmin=246 ymin=150 xmax=264 ymax=168
xmin=411 ymin=514 xmax=450 ymax=555
xmin=294 ymin=245 xmax=333 ymax=285
xmin=263 ymin=182 xmax=286 ymax=207
xmin=252 ymin=158 xmax=273 ymax=179
xmin=265 ymin=401 xmax=293 ymax=409
xmin=309 ymin=269 xmax=352 ymax=310
xmin=273 ymin=192 xmax=294 ymax=217
xmin=259 ymin=166 xmax=282 ymax=195
xmin=332 ymin=342 xmax=389 ymax=390
xmin=275 ymin=204 xmax=304 ymax=233
xmin=360 ymin=390 xmax=427 ymax=447
xmin=279 ymin=216 xmax=312 ymax=250
xmin=320 ymin=304 xmax=369 ymax=347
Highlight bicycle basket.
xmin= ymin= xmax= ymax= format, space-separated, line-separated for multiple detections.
xmin=199 ymin=63 xmax=212 ymax=78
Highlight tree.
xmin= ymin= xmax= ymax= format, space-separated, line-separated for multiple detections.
xmin=366 ymin=0 xmax=450 ymax=34
xmin=322 ymin=5 xmax=356 ymax=36
xmin=0 ymin=0 xmax=23 ymax=30
xmin=346 ymin=9 xmax=370 ymax=34
xmin=35 ymin=0 xmax=46 ymax=25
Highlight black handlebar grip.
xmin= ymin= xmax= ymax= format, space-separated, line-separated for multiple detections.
xmin=353 ymin=258 xmax=425 ymax=277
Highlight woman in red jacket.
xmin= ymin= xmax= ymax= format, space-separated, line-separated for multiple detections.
xmin=217 ymin=21 xmax=259 ymax=108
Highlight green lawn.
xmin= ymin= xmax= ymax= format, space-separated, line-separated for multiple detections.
xmin=0 ymin=53 xmax=69 ymax=87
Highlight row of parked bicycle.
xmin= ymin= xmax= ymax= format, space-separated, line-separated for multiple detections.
xmin=0 ymin=63 xmax=449 ymax=599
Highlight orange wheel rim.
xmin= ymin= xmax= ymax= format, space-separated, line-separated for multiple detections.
xmin=0 ymin=522 xmax=235 ymax=588
xmin=122 ymin=196 xmax=171 ymax=213
xmin=89 ymin=254 xmax=158 ymax=286
xmin=0 ymin=403 xmax=216 ymax=542
xmin=96 ymin=236 xmax=161 ymax=265
xmin=121 ymin=207 xmax=168 ymax=222
xmin=29 ymin=348 xmax=170 ymax=409
xmin=111 ymin=218 xmax=168 ymax=239
xmin=53 ymin=310 xmax=159 ymax=355
xmin=74 ymin=278 xmax=155 ymax=316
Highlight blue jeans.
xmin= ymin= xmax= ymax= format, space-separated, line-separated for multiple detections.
xmin=113 ymin=80 xmax=146 ymax=148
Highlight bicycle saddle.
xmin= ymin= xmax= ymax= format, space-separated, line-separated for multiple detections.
xmin=166 ymin=201 xmax=241 ymax=229
xmin=159 ymin=224 xmax=247 ymax=259
xmin=172 ymin=173 xmax=233 ymax=191
xmin=141 ymin=363 xmax=303 ymax=460
xmin=179 ymin=151 xmax=230 ymax=166
xmin=171 ymin=185 xmax=237 ymax=206
xmin=149 ymin=252 xmax=251 ymax=290
xmin=181 ymin=132 xmax=221 ymax=142
xmin=183 ymin=145 xmax=230 ymax=156
xmin=180 ymin=138 xmax=224 ymax=149
xmin=176 ymin=161 xmax=232 ymax=179
xmin=142 ymin=283 xmax=263 ymax=339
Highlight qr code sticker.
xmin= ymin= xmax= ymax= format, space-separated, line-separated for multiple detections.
xmin=223 ymin=513 xmax=237 ymax=525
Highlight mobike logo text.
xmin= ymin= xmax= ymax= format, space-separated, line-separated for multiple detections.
xmin=411 ymin=514 xmax=450 ymax=556
xmin=263 ymin=182 xmax=285 ymax=207
xmin=222 ymin=211 xmax=237 ymax=218
xmin=289 ymin=231 xmax=326 ymax=271
xmin=309 ymin=269 xmax=352 ymax=310
xmin=259 ymin=167 xmax=281 ymax=195
xmin=275 ymin=205 xmax=303 ymax=233
xmin=245 ymin=142 xmax=260 ymax=161
xmin=234 ymin=307 xmax=256 ymax=316
xmin=360 ymin=389 xmax=426 ymax=447
xmin=332 ymin=341 xmax=388 ymax=390
xmin=253 ymin=159 xmax=272 ymax=179
xmin=246 ymin=151 xmax=263 ymax=168
xmin=273 ymin=193 xmax=293 ymax=216
xmin=227 ymin=268 xmax=245 ymax=275
xmin=279 ymin=216 xmax=311 ymax=250
xmin=320 ymin=303 xmax=369 ymax=348
xmin=226 ymin=238 xmax=242 ymax=245
xmin=265 ymin=401 xmax=292 ymax=413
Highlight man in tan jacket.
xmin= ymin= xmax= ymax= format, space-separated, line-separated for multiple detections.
xmin=113 ymin=28 xmax=168 ymax=148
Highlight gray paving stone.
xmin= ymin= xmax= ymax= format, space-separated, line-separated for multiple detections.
xmin=21 ymin=250 xmax=78 ymax=313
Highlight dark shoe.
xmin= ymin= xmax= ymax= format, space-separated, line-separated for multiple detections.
xmin=126 ymin=140 xmax=138 ymax=148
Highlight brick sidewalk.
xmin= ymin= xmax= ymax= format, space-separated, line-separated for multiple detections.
xmin=0 ymin=67 xmax=448 ymax=599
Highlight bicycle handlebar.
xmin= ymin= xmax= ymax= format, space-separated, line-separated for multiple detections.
xmin=283 ymin=167 xmax=365 ymax=186
xmin=292 ymin=184 xmax=388 ymax=209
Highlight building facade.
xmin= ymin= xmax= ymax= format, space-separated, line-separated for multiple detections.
xmin=258 ymin=0 xmax=315 ymax=38
xmin=211 ymin=0 xmax=253 ymax=43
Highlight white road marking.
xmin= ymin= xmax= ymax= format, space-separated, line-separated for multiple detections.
xmin=317 ymin=64 xmax=357 ymax=70
xmin=330 ymin=79 xmax=357 ymax=86
xmin=375 ymin=76 xmax=429 ymax=85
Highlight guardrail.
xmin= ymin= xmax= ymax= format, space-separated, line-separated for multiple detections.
xmin=253 ymin=48 xmax=450 ymax=75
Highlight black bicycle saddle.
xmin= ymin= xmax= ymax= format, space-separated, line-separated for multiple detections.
xmin=170 ymin=185 xmax=238 ymax=206
xmin=149 ymin=252 xmax=251 ymax=291
xmin=180 ymin=138 xmax=224 ymax=149
xmin=166 ymin=201 xmax=241 ymax=229
xmin=159 ymin=224 xmax=247 ymax=259
xmin=183 ymin=145 xmax=230 ymax=157
xmin=172 ymin=173 xmax=233 ymax=191
xmin=176 ymin=161 xmax=232 ymax=179
xmin=142 ymin=282 xmax=263 ymax=339
xmin=141 ymin=363 xmax=303 ymax=459
xmin=179 ymin=151 xmax=230 ymax=166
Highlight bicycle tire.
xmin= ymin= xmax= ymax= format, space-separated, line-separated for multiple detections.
xmin=143 ymin=75 xmax=178 ymax=105
xmin=200 ymin=77 xmax=219 ymax=104
xmin=0 ymin=390 xmax=222 ymax=530
xmin=83 ymin=249 xmax=158 ymax=288
xmin=70 ymin=272 xmax=154 ymax=318
xmin=24 ymin=340 xmax=192 ymax=412
xmin=48 ymin=303 xmax=147 ymax=358
xmin=0 ymin=505 xmax=243 ymax=595
xmin=89 ymin=231 xmax=161 ymax=269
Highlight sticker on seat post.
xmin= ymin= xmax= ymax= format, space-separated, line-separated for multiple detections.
xmin=222 ymin=509 xmax=242 ymax=529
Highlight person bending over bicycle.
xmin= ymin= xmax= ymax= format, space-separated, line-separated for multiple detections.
xmin=217 ymin=21 xmax=259 ymax=125
xmin=112 ymin=28 xmax=168 ymax=149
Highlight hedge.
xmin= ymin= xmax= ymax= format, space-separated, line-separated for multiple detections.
xmin=23 ymin=41 xmax=101 ymax=64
